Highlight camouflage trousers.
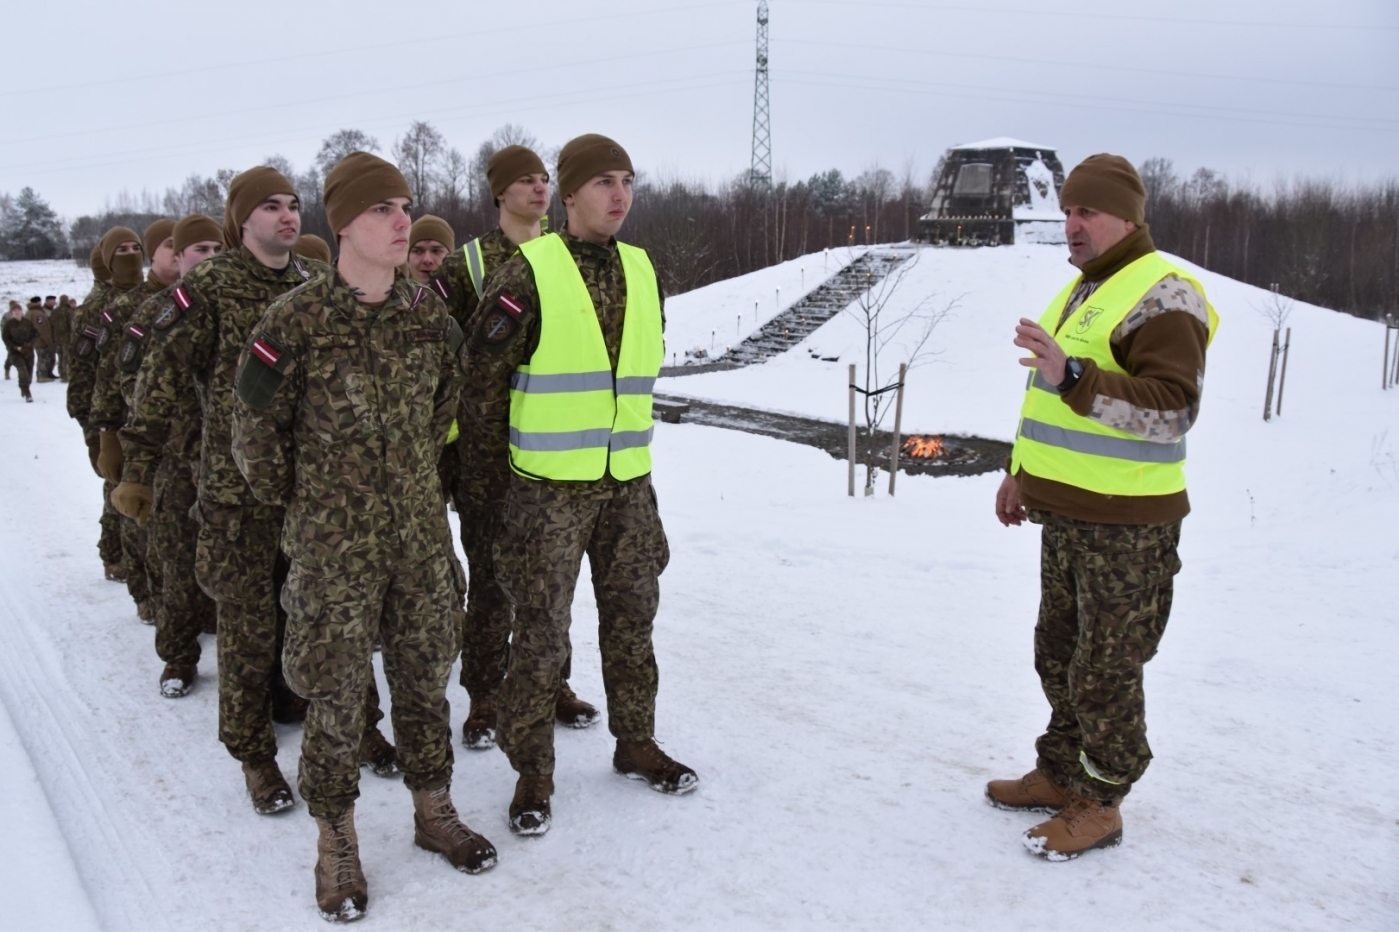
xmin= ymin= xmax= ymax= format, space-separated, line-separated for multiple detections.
xmin=6 ymin=348 xmax=32 ymax=394
xmin=98 ymin=478 xmax=123 ymax=566
xmin=196 ymin=499 xmax=371 ymax=763
xmin=149 ymin=457 xmax=214 ymax=666
xmin=281 ymin=555 xmax=459 ymax=819
xmin=494 ymin=474 xmax=669 ymax=776
xmin=119 ymin=511 xmax=153 ymax=607
xmin=454 ymin=478 xmax=576 ymax=700
xmin=1029 ymin=510 xmax=1182 ymax=802
xmin=36 ymin=347 xmax=55 ymax=379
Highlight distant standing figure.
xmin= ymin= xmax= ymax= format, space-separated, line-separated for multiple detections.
xmin=2 ymin=303 xmax=37 ymax=401
xmin=989 ymin=154 xmax=1218 ymax=860
xmin=27 ymin=296 xmax=56 ymax=381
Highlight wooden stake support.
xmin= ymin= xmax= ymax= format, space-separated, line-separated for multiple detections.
xmin=847 ymin=364 xmax=856 ymax=497
xmin=888 ymin=363 xmax=907 ymax=496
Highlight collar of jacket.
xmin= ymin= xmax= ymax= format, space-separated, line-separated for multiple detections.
xmin=1074 ymin=223 xmax=1157 ymax=283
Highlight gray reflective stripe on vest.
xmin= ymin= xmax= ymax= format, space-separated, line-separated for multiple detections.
xmin=509 ymin=426 xmax=612 ymax=452
xmin=615 ymin=375 xmax=656 ymax=395
xmin=609 ymin=428 xmax=654 ymax=452
xmin=1019 ymin=417 xmax=1186 ymax=463
xmin=1031 ymin=371 xmax=1060 ymax=395
xmin=465 ymin=239 xmax=485 ymax=299
xmin=510 ymin=370 xmax=613 ymax=393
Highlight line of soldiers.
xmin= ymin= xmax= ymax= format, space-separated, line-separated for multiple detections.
xmin=3 ymin=293 xmax=73 ymax=400
xmin=67 ymin=135 xmax=694 ymax=923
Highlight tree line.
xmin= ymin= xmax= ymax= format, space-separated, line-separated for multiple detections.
xmin=2 ymin=121 xmax=1395 ymax=318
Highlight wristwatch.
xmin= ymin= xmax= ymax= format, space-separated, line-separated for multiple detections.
xmin=1055 ymin=357 xmax=1084 ymax=393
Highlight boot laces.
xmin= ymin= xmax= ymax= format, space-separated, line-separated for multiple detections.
xmin=323 ymin=815 xmax=361 ymax=888
xmin=424 ymin=788 xmax=476 ymax=845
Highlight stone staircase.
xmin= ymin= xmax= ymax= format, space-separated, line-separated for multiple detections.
xmin=720 ymin=248 xmax=913 ymax=367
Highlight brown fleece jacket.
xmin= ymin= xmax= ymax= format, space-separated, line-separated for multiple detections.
xmin=1016 ymin=226 xmax=1211 ymax=525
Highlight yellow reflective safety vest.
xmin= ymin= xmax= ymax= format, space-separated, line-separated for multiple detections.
xmin=508 ymin=234 xmax=663 ymax=481
xmin=1010 ymin=252 xmax=1219 ymax=497
xmin=462 ymin=238 xmax=487 ymax=300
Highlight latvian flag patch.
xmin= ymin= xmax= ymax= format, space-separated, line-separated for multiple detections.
xmin=497 ymin=293 xmax=525 ymax=318
xmin=126 ymin=324 xmax=146 ymax=341
xmin=432 ymin=278 xmax=450 ymax=301
xmin=251 ymin=335 xmax=286 ymax=370
xmin=173 ymin=286 xmax=193 ymax=309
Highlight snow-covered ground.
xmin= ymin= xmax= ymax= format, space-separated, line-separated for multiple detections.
xmin=0 ymin=250 xmax=1395 ymax=931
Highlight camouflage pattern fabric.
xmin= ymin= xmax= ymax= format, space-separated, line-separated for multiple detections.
xmin=433 ymin=227 xmax=516 ymax=331
xmin=2 ymin=316 xmax=36 ymax=394
xmin=87 ymin=273 xmax=167 ymax=432
xmin=1028 ymin=509 xmax=1182 ymax=802
xmin=150 ymin=454 xmax=214 ymax=666
xmin=98 ymin=481 xmax=123 ymax=565
xmin=461 ymin=231 xmax=670 ymax=777
xmin=230 ymin=267 xmax=464 ymax=818
xmin=281 ymin=557 xmax=458 ymax=818
xmin=51 ymin=299 xmax=73 ymax=380
xmin=493 ymin=473 xmax=669 ymax=775
xmin=118 ymin=506 xmax=152 ymax=607
xmin=67 ymin=280 xmax=137 ymax=429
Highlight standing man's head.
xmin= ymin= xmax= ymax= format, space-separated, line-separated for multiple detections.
xmin=144 ymin=218 xmax=180 ymax=286
xmin=556 ymin=134 xmax=633 ymax=244
xmin=173 ymin=213 xmax=225 ymax=277
xmin=1058 ymin=154 xmax=1145 ymax=269
xmin=292 ymin=235 xmax=332 ymax=264
xmin=489 ymin=145 xmax=550 ymax=222
xmin=43 ymin=295 xmax=55 ymax=309
xmin=323 ymin=151 xmax=413 ymax=273
xmin=7 ymin=302 xmax=21 ymax=320
xmin=224 ymin=166 xmax=300 ymax=264
xmin=407 ymin=215 xmax=454 ymax=282
xmin=100 ymin=226 xmax=144 ymax=288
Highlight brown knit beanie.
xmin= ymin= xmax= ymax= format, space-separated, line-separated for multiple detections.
xmin=173 ymin=214 xmax=225 ymax=253
xmin=409 ymin=215 xmax=455 ymax=252
xmin=99 ymin=226 xmax=142 ymax=269
xmin=556 ymin=134 xmax=632 ymax=198
xmin=224 ymin=166 xmax=297 ymax=249
xmin=293 ymin=234 xmax=332 ymax=264
xmin=1058 ymin=154 xmax=1146 ymax=225
xmin=487 ymin=145 xmax=548 ymax=200
xmin=89 ymin=245 xmax=110 ymax=282
xmin=324 ymin=152 xmax=412 ymax=238
xmin=143 ymin=218 xmax=177 ymax=258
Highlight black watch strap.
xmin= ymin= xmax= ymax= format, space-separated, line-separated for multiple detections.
xmin=1056 ymin=357 xmax=1084 ymax=393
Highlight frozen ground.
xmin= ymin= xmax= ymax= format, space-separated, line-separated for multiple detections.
xmin=0 ymin=252 xmax=1395 ymax=931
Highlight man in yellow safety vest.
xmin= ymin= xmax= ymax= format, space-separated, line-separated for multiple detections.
xmin=989 ymin=153 xmax=1218 ymax=861
xmin=461 ymin=133 xmax=697 ymax=837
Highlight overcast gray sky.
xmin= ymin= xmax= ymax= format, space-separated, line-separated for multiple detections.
xmin=3 ymin=0 xmax=1395 ymax=220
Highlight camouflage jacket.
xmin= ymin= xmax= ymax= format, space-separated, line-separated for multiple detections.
xmin=67 ymin=279 xmax=137 ymax=429
xmin=434 ymin=228 xmax=517 ymax=332
xmin=50 ymin=301 xmax=74 ymax=348
xmin=120 ymin=246 xmax=325 ymax=498
xmin=89 ymin=272 xmax=168 ymax=432
xmin=230 ymin=269 xmax=464 ymax=572
xmin=462 ymin=230 xmax=665 ymax=491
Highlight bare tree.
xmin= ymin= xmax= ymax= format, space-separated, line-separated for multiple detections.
xmin=393 ymin=120 xmax=446 ymax=210
xmin=437 ymin=147 xmax=469 ymax=214
xmin=315 ymin=129 xmax=380 ymax=177
xmin=467 ymin=124 xmax=541 ymax=212
xmin=842 ymin=247 xmax=958 ymax=493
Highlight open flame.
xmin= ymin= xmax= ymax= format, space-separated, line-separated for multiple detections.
xmin=901 ymin=434 xmax=945 ymax=459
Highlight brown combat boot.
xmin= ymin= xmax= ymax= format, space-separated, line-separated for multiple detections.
xmin=359 ymin=727 xmax=399 ymax=778
xmin=613 ymin=739 xmax=699 ymax=795
xmin=136 ymin=600 xmax=154 ymax=624
xmin=242 ymin=758 xmax=295 ymax=815
xmin=1022 ymin=791 xmax=1123 ymax=861
xmin=314 ymin=808 xmax=367 ymax=923
xmin=159 ymin=662 xmax=196 ymax=698
xmin=555 ymin=683 xmax=601 ymax=729
xmin=508 ymin=774 xmax=554 ymax=836
xmin=461 ymin=695 xmax=497 ymax=750
xmin=985 ymin=768 xmax=1069 ymax=814
xmin=411 ymin=786 xmax=498 ymax=873
xmin=104 ymin=562 xmax=127 ymax=582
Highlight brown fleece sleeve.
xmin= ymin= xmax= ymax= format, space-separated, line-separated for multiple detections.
xmin=1060 ymin=312 xmax=1208 ymax=423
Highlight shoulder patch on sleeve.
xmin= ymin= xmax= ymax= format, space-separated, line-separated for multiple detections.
xmin=236 ymin=334 xmax=291 ymax=412
xmin=117 ymin=323 xmax=149 ymax=372
xmin=472 ymin=292 xmax=531 ymax=353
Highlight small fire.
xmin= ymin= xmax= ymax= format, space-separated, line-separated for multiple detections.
xmin=901 ymin=434 xmax=945 ymax=459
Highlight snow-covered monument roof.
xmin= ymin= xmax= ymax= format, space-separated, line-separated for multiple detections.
xmin=921 ymin=139 xmax=1067 ymax=246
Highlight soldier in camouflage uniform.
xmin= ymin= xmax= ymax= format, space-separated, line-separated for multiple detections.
xmin=113 ymin=168 xmax=396 ymax=820
xmin=2 ymin=303 xmax=36 ymax=402
xmin=434 ymin=147 xmax=601 ymax=751
xmin=463 ymin=135 xmax=696 ymax=837
xmin=109 ymin=214 xmax=224 ymax=697
xmin=990 ymin=155 xmax=1217 ymax=860
xmin=231 ymin=152 xmax=495 ymax=923
xmin=70 ymin=230 xmax=144 ymax=584
xmin=49 ymin=295 xmax=72 ymax=381
xmin=92 ymin=218 xmax=179 ymax=623
xmin=25 ymin=297 xmax=56 ymax=382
